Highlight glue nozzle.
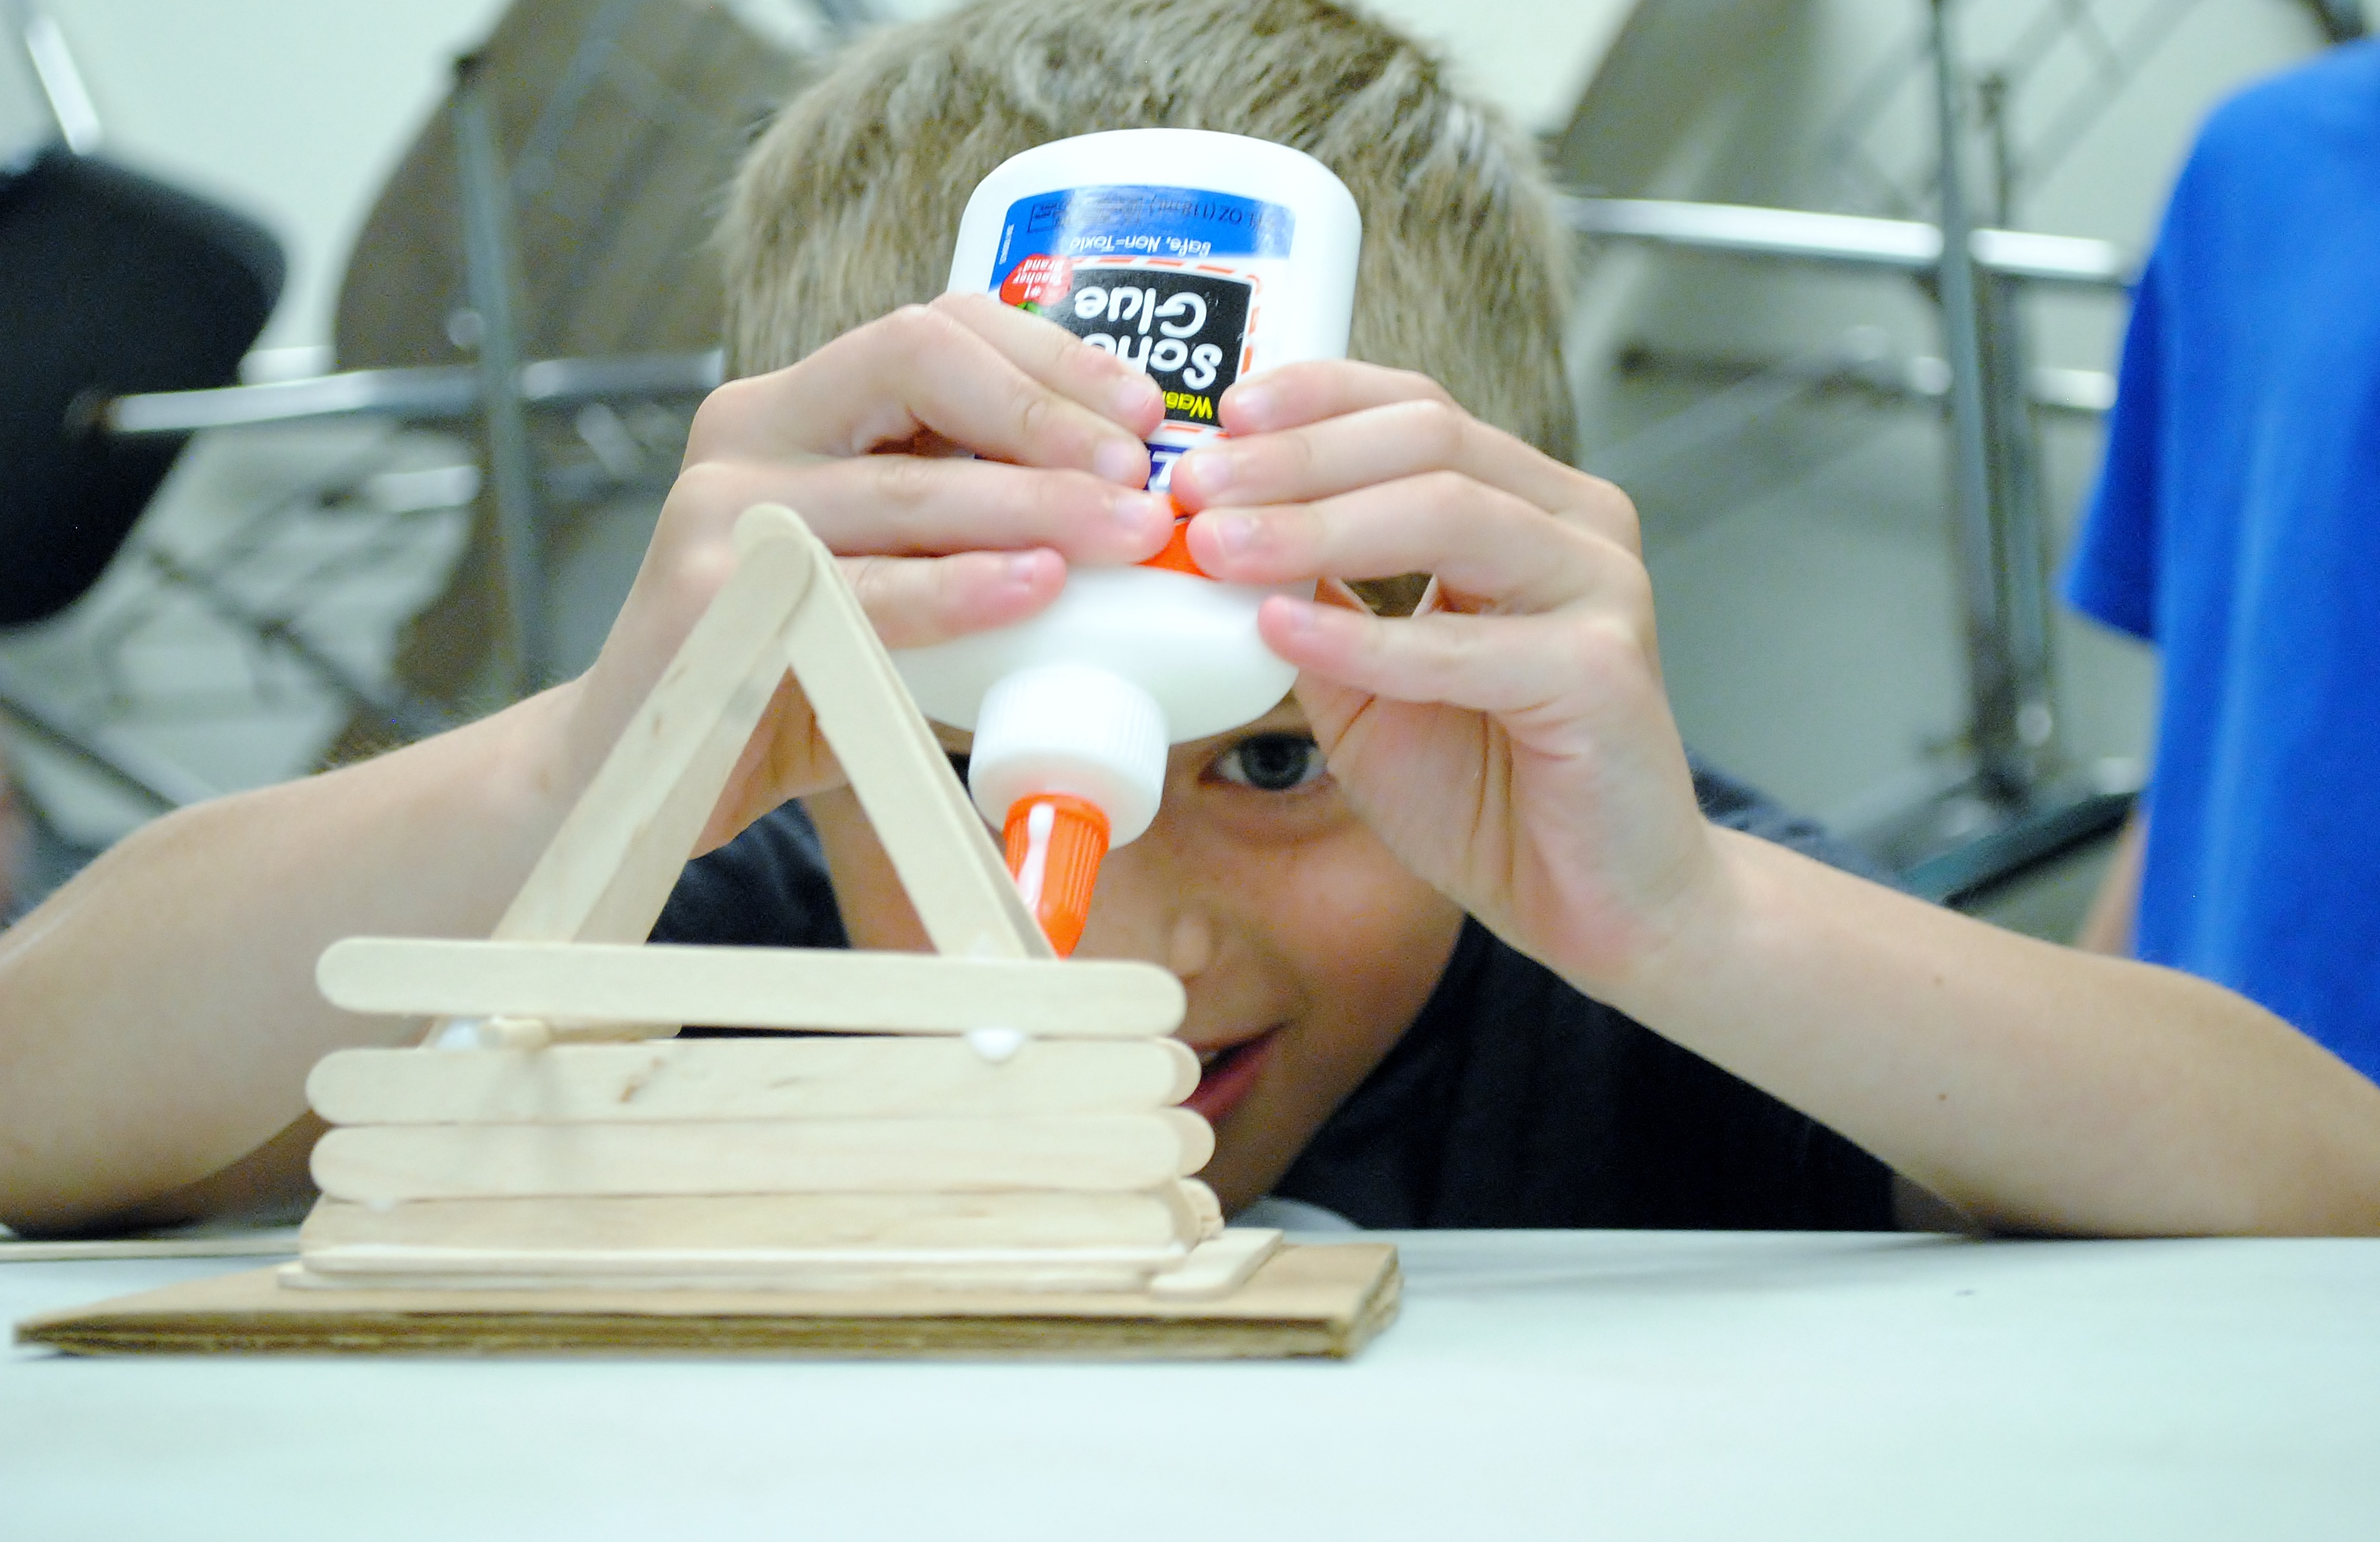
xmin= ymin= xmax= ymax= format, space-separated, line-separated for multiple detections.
xmin=1003 ymin=793 xmax=1109 ymax=957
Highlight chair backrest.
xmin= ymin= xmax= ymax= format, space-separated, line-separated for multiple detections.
xmin=0 ymin=147 xmax=283 ymax=628
xmin=332 ymin=0 xmax=798 ymax=371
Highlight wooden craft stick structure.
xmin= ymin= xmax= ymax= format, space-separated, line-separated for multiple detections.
xmin=318 ymin=940 xmax=1184 ymax=1038
xmin=306 ymin=1038 xmax=1200 ymax=1124
xmin=285 ymin=506 xmax=1324 ymax=1306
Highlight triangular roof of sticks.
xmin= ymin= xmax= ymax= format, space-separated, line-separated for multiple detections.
xmin=317 ymin=504 xmax=1184 ymax=1047
xmin=496 ymin=503 xmax=1050 ymax=959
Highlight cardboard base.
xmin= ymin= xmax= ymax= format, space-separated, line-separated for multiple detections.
xmin=14 ymin=1241 xmax=1398 ymax=1360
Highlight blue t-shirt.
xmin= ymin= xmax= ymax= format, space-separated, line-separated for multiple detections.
xmin=2064 ymin=41 xmax=2380 ymax=1075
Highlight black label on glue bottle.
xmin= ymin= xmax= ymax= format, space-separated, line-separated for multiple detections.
xmin=991 ymin=184 xmax=1296 ymax=496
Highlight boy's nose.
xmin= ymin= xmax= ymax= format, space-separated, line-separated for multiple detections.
xmin=1165 ymin=907 xmax=1216 ymax=980
xmin=1076 ymin=833 xmax=1215 ymax=983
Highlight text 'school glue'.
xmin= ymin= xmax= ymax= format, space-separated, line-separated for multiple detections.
xmin=892 ymin=130 xmax=1362 ymax=955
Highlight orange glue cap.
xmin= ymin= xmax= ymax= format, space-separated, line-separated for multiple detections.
xmin=1003 ymin=793 xmax=1111 ymax=957
xmin=1138 ymin=492 xmax=1208 ymax=578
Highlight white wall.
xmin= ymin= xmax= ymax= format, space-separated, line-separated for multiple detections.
xmin=1558 ymin=0 xmax=2336 ymax=824
xmin=1353 ymin=0 xmax=1634 ymax=133
xmin=8 ymin=0 xmax=2344 ymax=861
xmin=5 ymin=0 xmax=1626 ymax=355
xmin=13 ymin=0 xmax=508 ymax=350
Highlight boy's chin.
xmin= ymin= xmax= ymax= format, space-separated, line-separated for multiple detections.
xmin=1196 ymin=1055 xmax=1336 ymax=1218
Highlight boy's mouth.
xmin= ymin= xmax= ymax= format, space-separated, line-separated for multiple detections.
xmin=1184 ymin=1029 xmax=1279 ymax=1124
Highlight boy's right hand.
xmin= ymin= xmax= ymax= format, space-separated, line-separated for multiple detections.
xmin=568 ymin=293 xmax=1174 ymax=845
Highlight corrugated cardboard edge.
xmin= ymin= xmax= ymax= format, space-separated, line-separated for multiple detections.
xmin=14 ymin=1240 xmax=1399 ymax=1361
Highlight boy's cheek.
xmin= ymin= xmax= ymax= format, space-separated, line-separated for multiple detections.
xmin=812 ymin=781 xmax=1465 ymax=1216
xmin=1210 ymin=1013 xmax=1406 ymax=1202
xmin=1201 ymin=859 xmax=1464 ymax=1210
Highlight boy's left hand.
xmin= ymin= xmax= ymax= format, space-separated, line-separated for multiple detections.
xmin=1172 ymin=362 xmax=1718 ymax=993
xmin=1178 ymin=363 xmax=2380 ymax=1245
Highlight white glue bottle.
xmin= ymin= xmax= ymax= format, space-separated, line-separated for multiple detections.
xmin=892 ymin=130 xmax=1361 ymax=955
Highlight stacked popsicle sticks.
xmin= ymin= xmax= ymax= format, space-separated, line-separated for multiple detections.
xmin=16 ymin=503 xmax=1398 ymax=1356
xmin=289 ymin=504 xmax=1285 ymax=1299
xmin=294 ymin=1036 xmax=1240 ymax=1293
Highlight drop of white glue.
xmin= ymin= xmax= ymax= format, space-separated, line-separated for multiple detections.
xmin=432 ymin=1018 xmax=487 ymax=1050
xmin=965 ymin=1026 xmax=1028 ymax=1064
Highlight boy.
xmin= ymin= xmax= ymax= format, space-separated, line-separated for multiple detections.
xmin=3 ymin=0 xmax=2377 ymax=1238
xmin=2069 ymin=40 xmax=2380 ymax=1080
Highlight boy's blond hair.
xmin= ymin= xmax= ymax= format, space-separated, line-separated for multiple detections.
xmin=723 ymin=0 xmax=1574 ymax=460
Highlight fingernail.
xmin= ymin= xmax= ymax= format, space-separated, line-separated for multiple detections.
xmin=1231 ymin=384 xmax=1275 ymax=426
xmin=1094 ymin=436 xmax=1148 ymax=485
xmin=1182 ymin=450 xmax=1234 ymax=495
xmin=1111 ymin=489 xmax=1163 ymax=532
xmin=1272 ymin=594 xmax=1318 ymax=635
xmin=1206 ymin=512 xmax=1255 ymax=557
xmin=1113 ymin=374 xmax=1160 ymax=420
xmin=1003 ymin=552 xmax=1043 ymax=586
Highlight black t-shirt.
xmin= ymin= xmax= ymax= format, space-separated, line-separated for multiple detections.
xmin=653 ymin=758 xmax=1898 ymax=1232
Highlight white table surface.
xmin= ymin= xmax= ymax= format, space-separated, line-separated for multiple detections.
xmin=4 ymin=1228 xmax=2377 ymax=1541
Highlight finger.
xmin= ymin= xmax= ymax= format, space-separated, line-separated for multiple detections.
xmin=667 ymin=455 xmax=1173 ymax=565
xmin=929 ymin=292 xmax=1165 ymax=440
xmin=1187 ymin=474 xmax=1619 ymax=614
xmin=697 ymin=674 xmax=820 ymax=854
xmin=689 ymin=301 xmax=1160 ymax=482
xmin=843 ymin=548 xmax=1069 ymax=650
xmin=1178 ymin=388 xmax=1634 ymax=550
xmin=1218 ymin=358 xmax=1455 ymax=433
xmin=1258 ymin=595 xmax=1657 ymax=721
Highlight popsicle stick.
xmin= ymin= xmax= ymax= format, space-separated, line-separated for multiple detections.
xmin=285 ymin=1253 xmax=1177 ymax=1294
xmin=1180 ymin=1178 xmax=1225 ymax=1241
xmin=294 ymin=1226 xmax=1278 ymax=1297
xmin=307 ymin=1038 xmax=1199 ymax=1125
xmin=301 ymin=1186 xmax=1204 ymax=1255
xmin=777 ymin=510 xmax=1051 ymax=961
xmin=1147 ymin=1228 xmax=1284 ymax=1301
xmin=443 ymin=1016 xmax=674 ymax=1051
xmin=318 ymin=939 xmax=1184 ymax=1038
xmin=495 ymin=507 xmax=817 ymax=947
xmin=311 ymin=1112 xmax=1215 ymax=1202
xmin=0 ymin=1233 xmax=299 ymax=1264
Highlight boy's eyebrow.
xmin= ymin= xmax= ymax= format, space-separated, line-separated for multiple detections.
xmin=1211 ymin=700 xmax=1313 ymax=739
xmin=1257 ymin=691 xmax=1316 ymax=726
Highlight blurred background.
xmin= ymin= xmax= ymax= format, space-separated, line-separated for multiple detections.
xmin=0 ymin=0 xmax=2367 ymax=935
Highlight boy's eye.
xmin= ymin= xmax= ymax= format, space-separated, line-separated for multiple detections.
xmin=1211 ymin=733 xmax=1328 ymax=792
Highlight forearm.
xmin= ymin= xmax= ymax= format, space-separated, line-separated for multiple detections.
xmin=2074 ymin=809 xmax=2145 ymax=954
xmin=1601 ymin=828 xmax=2380 ymax=1237
xmin=0 ymin=685 xmax=588 ymax=1233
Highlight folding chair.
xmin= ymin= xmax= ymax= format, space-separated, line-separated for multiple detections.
xmin=0 ymin=145 xmax=284 ymax=813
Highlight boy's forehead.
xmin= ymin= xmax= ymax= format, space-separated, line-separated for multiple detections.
xmin=928 ymin=695 xmax=1309 ymax=756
